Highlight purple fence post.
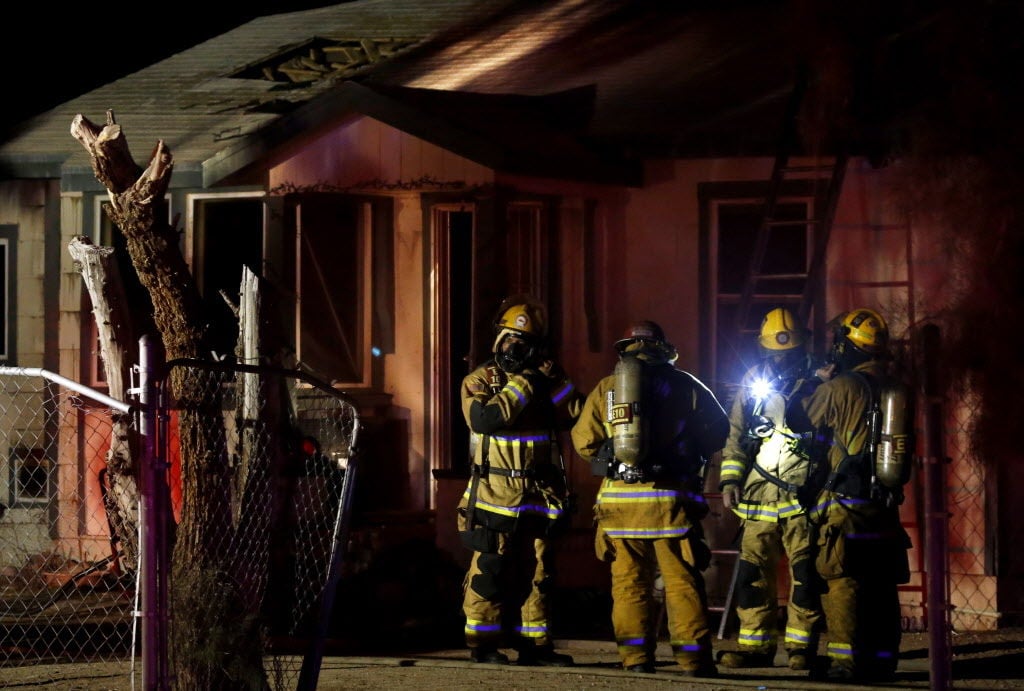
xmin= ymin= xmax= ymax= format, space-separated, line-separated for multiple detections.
xmin=139 ymin=335 xmax=170 ymax=690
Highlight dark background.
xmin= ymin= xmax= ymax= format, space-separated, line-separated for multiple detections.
xmin=1 ymin=2 xmax=342 ymax=135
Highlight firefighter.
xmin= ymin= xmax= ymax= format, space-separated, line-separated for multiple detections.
xmin=456 ymin=296 xmax=584 ymax=666
xmin=717 ymin=307 xmax=824 ymax=671
xmin=785 ymin=308 xmax=913 ymax=682
xmin=571 ymin=320 xmax=729 ymax=676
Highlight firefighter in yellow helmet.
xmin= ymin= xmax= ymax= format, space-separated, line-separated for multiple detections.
xmin=571 ymin=320 xmax=729 ymax=676
xmin=785 ymin=308 xmax=913 ymax=682
xmin=717 ymin=307 xmax=823 ymax=671
xmin=456 ymin=295 xmax=585 ymax=665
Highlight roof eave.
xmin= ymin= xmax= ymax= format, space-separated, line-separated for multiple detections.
xmin=203 ymin=81 xmax=640 ymax=188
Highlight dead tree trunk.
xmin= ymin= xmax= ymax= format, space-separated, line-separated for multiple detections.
xmin=67 ymin=236 xmax=140 ymax=573
xmin=72 ymin=111 xmax=268 ymax=690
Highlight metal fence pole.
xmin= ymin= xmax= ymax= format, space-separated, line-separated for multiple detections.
xmin=296 ymin=453 xmax=358 ymax=691
xmin=139 ymin=335 xmax=169 ymax=690
xmin=920 ymin=324 xmax=952 ymax=690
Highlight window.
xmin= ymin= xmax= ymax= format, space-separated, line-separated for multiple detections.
xmin=189 ymin=196 xmax=265 ymax=359
xmin=505 ymin=202 xmax=549 ymax=301
xmin=186 ymin=192 xmax=391 ymax=388
xmin=9 ymin=444 xmax=49 ymax=505
xmin=291 ymin=195 xmax=372 ymax=386
xmin=0 ymin=225 xmax=15 ymax=363
xmin=702 ymin=190 xmax=814 ymax=401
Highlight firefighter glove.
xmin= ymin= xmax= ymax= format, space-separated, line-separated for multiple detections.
xmin=721 ymin=482 xmax=742 ymax=509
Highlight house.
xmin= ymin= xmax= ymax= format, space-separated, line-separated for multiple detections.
xmin=0 ymin=0 xmax=1016 ymax=634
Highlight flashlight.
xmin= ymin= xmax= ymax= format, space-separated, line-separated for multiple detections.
xmin=750 ymin=377 xmax=773 ymax=402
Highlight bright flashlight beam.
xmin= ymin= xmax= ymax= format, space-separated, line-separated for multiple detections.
xmin=751 ymin=377 xmax=772 ymax=401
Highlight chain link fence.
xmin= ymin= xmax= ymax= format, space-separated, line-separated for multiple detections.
xmin=944 ymin=388 xmax=995 ymax=631
xmin=0 ymin=368 xmax=136 ymax=673
xmin=157 ymin=359 xmax=359 ymax=690
xmin=0 ymin=329 xmax=1005 ymax=687
xmin=0 ymin=359 xmax=360 ymax=690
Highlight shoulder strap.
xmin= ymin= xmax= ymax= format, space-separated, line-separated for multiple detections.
xmin=749 ymin=460 xmax=801 ymax=494
xmin=466 ymin=366 xmax=503 ymax=529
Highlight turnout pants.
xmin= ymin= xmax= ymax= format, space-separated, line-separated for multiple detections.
xmin=463 ymin=527 xmax=556 ymax=650
xmin=605 ymin=536 xmax=713 ymax=671
xmin=733 ymin=516 xmax=821 ymax=655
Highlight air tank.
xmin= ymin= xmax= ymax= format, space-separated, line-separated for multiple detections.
xmin=875 ymin=382 xmax=911 ymax=488
xmin=612 ymin=353 xmax=646 ymax=465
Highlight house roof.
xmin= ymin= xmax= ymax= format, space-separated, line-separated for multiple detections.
xmin=0 ymin=0 xmax=865 ymax=188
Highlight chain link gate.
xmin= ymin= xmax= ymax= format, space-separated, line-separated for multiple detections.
xmin=154 ymin=357 xmax=360 ymax=690
xmin=0 ymin=354 xmax=360 ymax=691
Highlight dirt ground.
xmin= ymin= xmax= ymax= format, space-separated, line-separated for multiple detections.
xmin=2 ymin=628 xmax=1023 ymax=690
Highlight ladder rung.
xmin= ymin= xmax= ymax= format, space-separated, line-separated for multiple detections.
xmin=780 ymin=164 xmax=835 ymax=174
xmin=751 ymin=273 xmax=808 ymax=281
xmin=765 ymin=218 xmax=821 ymax=226
xmin=841 ymin=280 xmax=911 ymax=288
xmin=710 ymin=549 xmax=739 ymax=556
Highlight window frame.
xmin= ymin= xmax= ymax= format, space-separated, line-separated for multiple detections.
xmin=426 ymin=192 xmax=557 ymax=477
xmin=292 ymin=196 xmax=375 ymax=388
xmin=184 ymin=191 xmax=268 ymax=284
xmin=699 ymin=180 xmax=822 ymax=401
xmin=504 ymin=200 xmax=551 ymax=303
xmin=185 ymin=192 xmax=268 ymax=361
xmin=0 ymin=225 xmax=16 ymax=364
xmin=182 ymin=190 xmax=392 ymax=391
xmin=7 ymin=440 xmax=50 ymax=507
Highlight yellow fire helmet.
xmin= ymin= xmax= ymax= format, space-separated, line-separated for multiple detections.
xmin=838 ymin=308 xmax=889 ymax=353
xmin=492 ymin=295 xmax=548 ymax=353
xmin=758 ymin=307 xmax=808 ymax=352
xmin=495 ymin=302 xmax=546 ymax=338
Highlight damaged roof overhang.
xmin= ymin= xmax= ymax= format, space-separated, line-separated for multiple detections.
xmin=203 ymin=80 xmax=643 ymax=188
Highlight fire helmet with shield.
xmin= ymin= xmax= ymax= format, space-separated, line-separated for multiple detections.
xmin=836 ymin=308 xmax=888 ymax=354
xmin=829 ymin=308 xmax=889 ymax=371
xmin=492 ymin=296 xmax=547 ymax=373
xmin=758 ymin=307 xmax=808 ymax=355
xmin=614 ymin=319 xmax=677 ymax=363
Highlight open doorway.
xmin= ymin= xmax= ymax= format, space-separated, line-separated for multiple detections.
xmin=430 ymin=205 xmax=475 ymax=478
xmin=427 ymin=194 xmax=552 ymax=484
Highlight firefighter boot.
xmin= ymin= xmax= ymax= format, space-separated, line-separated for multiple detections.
xmin=516 ymin=642 xmax=574 ymax=667
xmin=470 ymin=646 xmax=510 ymax=664
xmin=718 ymin=650 xmax=776 ymax=668
xmin=787 ymin=648 xmax=816 ymax=671
xmin=677 ymin=640 xmax=718 ymax=677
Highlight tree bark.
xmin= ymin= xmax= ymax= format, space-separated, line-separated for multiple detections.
xmin=72 ymin=110 xmax=267 ymax=690
xmin=67 ymin=237 xmax=140 ymax=573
